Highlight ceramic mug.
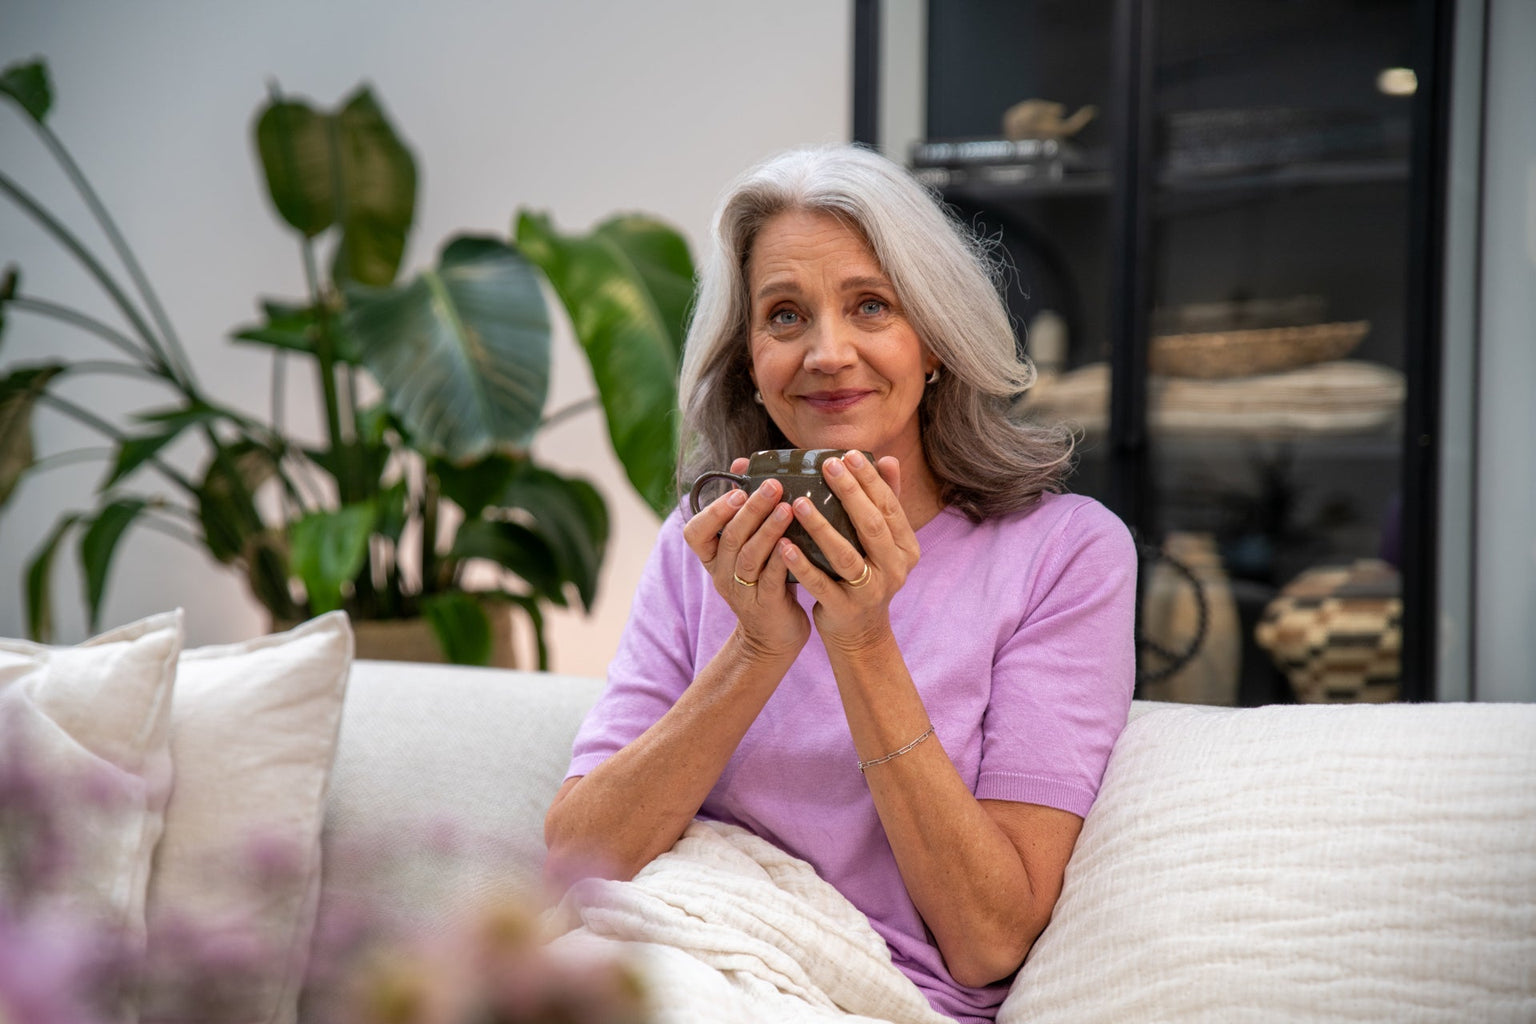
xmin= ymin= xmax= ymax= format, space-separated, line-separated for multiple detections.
xmin=688 ymin=448 xmax=870 ymax=579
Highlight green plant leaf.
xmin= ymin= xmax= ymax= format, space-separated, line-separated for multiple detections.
xmin=0 ymin=59 xmax=52 ymax=124
xmin=197 ymin=441 xmax=279 ymax=564
xmin=79 ymin=498 xmax=149 ymax=631
xmin=25 ymin=514 xmax=78 ymax=642
xmin=254 ymin=99 xmax=334 ymax=238
xmin=289 ymin=503 xmax=377 ymax=614
xmin=371 ymin=478 xmax=409 ymax=545
xmin=232 ymin=299 xmax=360 ymax=362
xmin=448 ymin=518 xmax=567 ymax=607
xmin=516 ymin=211 xmax=692 ymax=516
xmin=497 ymin=463 xmax=610 ymax=611
xmin=506 ymin=593 xmax=549 ymax=670
xmin=0 ymin=365 xmax=62 ymax=507
xmin=0 ymin=265 xmax=18 ymax=341
xmin=420 ymin=591 xmax=492 ymax=666
xmin=348 ymin=235 xmax=551 ymax=462
xmin=331 ymin=88 xmax=417 ymax=288
xmin=254 ymin=86 xmax=416 ymax=286
xmin=433 ymin=454 xmax=520 ymax=520
xmin=102 ymin=431 xmax=179 ymax=490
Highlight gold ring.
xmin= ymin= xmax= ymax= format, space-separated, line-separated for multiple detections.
xmin=844 ymin=562 xmax=872 ymax=588
xmin=733 ymin=572 xmax=759 ymax=588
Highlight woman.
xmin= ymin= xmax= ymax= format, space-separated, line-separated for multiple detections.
xmin=544 ymin=145 xmax=1136 ymax=1023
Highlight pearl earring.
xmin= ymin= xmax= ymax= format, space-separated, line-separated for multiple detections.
xmin=925 ymin=367 xmax=941 ymax=385
xmin=753 ymin=389 xmax=763 ymax=404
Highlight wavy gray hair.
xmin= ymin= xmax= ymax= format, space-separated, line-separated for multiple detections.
xmin=677 ymin=144 xmax=1073 ymax=522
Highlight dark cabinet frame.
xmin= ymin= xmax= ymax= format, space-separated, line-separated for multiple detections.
xmin=852 ymin=0 xmax=1454 ymax=701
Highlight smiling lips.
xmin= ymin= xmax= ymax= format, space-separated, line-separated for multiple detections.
xmin=798 ymin=389 xmax=872 ymax=413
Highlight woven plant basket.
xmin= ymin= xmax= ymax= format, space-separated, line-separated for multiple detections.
xmin=1149 ymin=320 xmax=1369 ymax=379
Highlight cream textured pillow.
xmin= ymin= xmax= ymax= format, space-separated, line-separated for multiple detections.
xmin=140 ymin=612 xmax=352 ymax=1024
xmin=0 ymin=610 xmax=184 ymax=1018
xmin=1003 ymin=702 xmax=1536 ymax=1024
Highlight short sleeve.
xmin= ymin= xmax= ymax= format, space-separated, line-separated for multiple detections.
xmin=565 ymin=512 xmax=701 ymax=780
xmin=974 ymin=499 xmax=1137 ymax=817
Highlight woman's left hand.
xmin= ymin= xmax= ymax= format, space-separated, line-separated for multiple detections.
xmin=781 ymin=449 xmax=921 ymax=650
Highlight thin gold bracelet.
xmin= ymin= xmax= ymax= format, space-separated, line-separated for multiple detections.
xmin=858 ymin=725 xmax=935 ymax=774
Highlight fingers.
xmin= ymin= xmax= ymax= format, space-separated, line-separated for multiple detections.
xmin=819 ymin=451 xmax=918 ymax=554
xmin=683 ymin=474 xmax=795 ymax=589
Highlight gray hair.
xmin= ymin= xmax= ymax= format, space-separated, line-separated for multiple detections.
xmin=676 ymin=144 xmax=1073 ymax=522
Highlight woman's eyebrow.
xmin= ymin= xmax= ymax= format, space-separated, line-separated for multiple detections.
xmin=754 ymin=279 xmax=802 ymax=302
xmin=841 ymin=275 xmax=894 ymax=292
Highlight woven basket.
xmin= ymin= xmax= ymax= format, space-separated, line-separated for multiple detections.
xmin=1149 ymin=320 xmax=1369 ymax=379
xmin=1254 ymin=559 xmax=1401 ymax=703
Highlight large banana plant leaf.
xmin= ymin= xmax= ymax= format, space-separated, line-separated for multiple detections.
xmin=254 ymin=86 xmax=416 ymax=287
xmin=516 ymin=211 xmax=692 ymax=516
xmin=346 ymin=235 xmax=551 ymax=463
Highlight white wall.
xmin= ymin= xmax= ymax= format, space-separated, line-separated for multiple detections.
xmin=0 ymin=0 xmax=851 ymax=677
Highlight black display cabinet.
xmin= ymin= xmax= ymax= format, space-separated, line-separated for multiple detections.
xmin=854 ymin=0 xmax=1452 ymax=705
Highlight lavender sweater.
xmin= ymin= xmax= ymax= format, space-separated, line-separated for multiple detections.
xmin=565 ymin=491 xmax=1137 ymax=1022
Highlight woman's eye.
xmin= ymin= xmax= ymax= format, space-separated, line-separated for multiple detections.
xmin=770 ymin=309 xmax=801 ymax=326
xmin=859 ymin=299 xmax=887 ymax=316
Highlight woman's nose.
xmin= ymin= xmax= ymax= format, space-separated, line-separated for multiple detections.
xmin=802 ymin=319 xmax=858 ymax=373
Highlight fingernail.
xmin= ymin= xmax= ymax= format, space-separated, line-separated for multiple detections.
xmin=824 ymin=457 xmax=845 ymax=477
xmin=844 ymin=450 xmax=866 ymax=469
xmin=794 ymin=497 xmax=814 ymax=516
xmin=781 ymin=541 xmax=799 ymax=562
xmin=727 ymin=488 xmax=747 ymax=507
xmin=772 ymin=503 xmax=791 ymax=522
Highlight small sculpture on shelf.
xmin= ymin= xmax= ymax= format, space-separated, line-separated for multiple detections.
xmin=1002 ymin=99 xmax=1097 ymax=141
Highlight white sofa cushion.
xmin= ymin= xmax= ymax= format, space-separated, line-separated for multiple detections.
xmin=140 ymin=612 xmax=352 ymax=1024
xmin=0 ymin=610 xmax=182 ymax=1018
xmin=1004 ymin=701 xmax=1536 ymax=1023
xmin=317 ymin=661 xmax=603 ymax=929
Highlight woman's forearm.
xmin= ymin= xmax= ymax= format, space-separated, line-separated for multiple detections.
xmin=825 ymin=628 xmax=1078 ymax=988
xmin=543 ymin=629 xmax=799 ymax=885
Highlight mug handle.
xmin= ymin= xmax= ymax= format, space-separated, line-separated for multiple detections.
xmin=688 ymin=471 xmax=751 ymax=515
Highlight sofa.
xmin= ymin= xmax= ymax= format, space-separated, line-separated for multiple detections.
xmin=3 ymin=610 xmax=1534 ymax=1024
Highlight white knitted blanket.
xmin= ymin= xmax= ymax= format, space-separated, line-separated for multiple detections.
xmin=546 ymin=820 xmax=955 ymax=1024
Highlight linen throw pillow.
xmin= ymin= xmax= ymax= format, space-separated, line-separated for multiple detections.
xmin=1001 ymin=702 xmax=1536 ymax=1024
xmin=139 ymin=612 xmax=353 ymax=1024
xmin=0 ymin=610 xmax=184 ymax=1021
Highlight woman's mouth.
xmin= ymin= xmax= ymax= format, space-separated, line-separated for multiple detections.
xmin=799 ymin=389 xmax=870 ymax=413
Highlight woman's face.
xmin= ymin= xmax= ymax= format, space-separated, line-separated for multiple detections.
xmin=745 ymin=209 xmax=937 ymax=468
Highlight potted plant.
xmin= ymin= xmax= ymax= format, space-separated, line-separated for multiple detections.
xmin=0 ymin=58 xmax=692 ymax=666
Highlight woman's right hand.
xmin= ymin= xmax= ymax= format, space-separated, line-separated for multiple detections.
xmin=682 ymin=457 xmax=810 ymax=659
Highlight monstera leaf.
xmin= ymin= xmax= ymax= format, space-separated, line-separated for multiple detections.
xmin=346 ymin=235 xmax=551 ymax=462
xmin=517 ymin=211 xmax=692 ymax=516
xmin=254 ymin=85 xmax=416 ymax=286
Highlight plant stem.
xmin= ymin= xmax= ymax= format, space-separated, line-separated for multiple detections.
xmin=300 ymin=237 xmax=353 ymax=501
xmin=28 ymin=447 xmax=114 ymax=473
xmin=540 ymin=395 xmax=600 ymax=431
xmin=0 ymin=170 xmax=177 ymax=382
xmin=62 ymin=359 xmax=172 ymax=384
xmin=134 ymin=507 xmax=202 ymax=548
xmin=34 ymin=391 xmax=198 ymax=494
xmin=31 ymin=118 xmax=198 ymax=386
xmin=8 ymin=296 xmax=160 ymax=370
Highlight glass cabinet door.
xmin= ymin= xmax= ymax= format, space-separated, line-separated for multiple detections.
xmin=1141 ymin=0 xmax=1419 ymax=706
xmin=857 ymin=0 xmax=1440 ymax=706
